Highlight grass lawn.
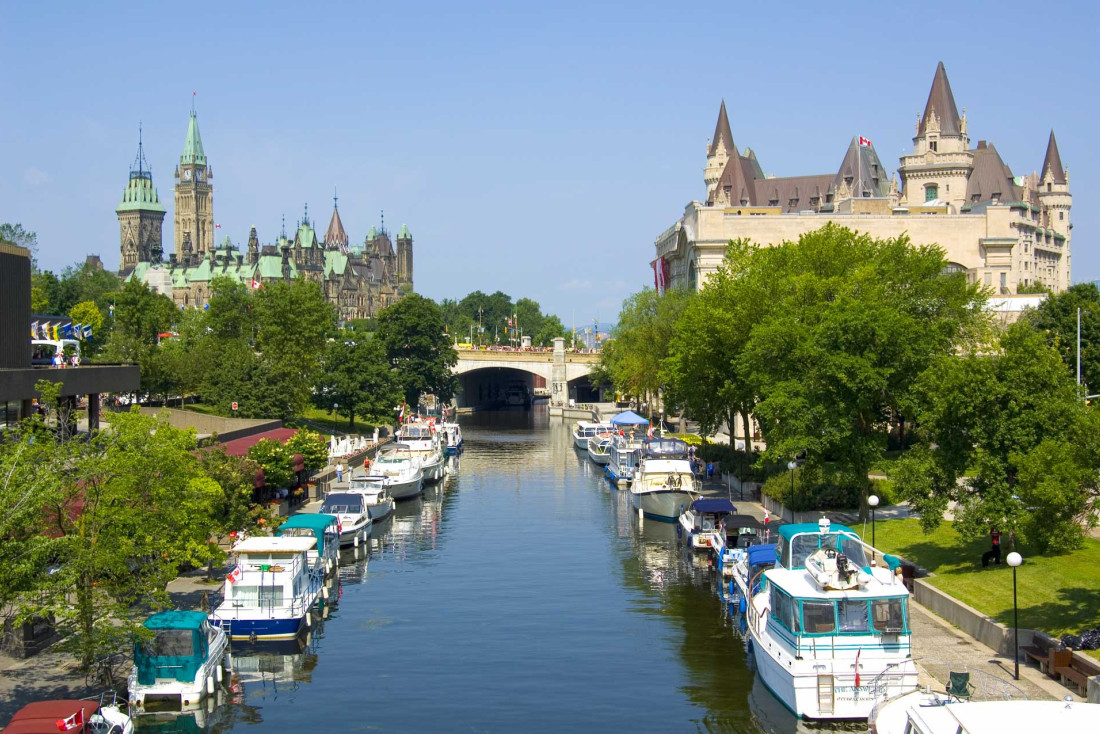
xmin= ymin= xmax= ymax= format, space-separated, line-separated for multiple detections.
xmin=292 ymin=407 xmax=382 ymax=435
xmin=178 ymin=402 xmax=221 ymax=416
xmin=869 ymin=518 xmax=1100 ymax=639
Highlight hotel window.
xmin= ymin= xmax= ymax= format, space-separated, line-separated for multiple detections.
xmin=925 ymin=184 xmax=938 ymax=202
xmin=929 ymin=140 xmax=938 ymax=152
xmin=1000 ymin=272 xmax=1007 ymax=289
xmin=769 ymin=199 xmax=779 ymax=206
xmin=984 ymin=272 xmax=992 ymax=286
xmin=1060 ymin=212 xmax=1064 ymax=220
xmin=810 ymin=196 xmax=819 ymax=205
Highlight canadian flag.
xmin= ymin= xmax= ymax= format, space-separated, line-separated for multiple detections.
xmin=56 ymin=709 xmax=84 ymax=731
xmin=226 ymin=564 xmax=243 ymax=584
xmin=854 ymin=647 xmax=863 ymax=687
xmin=646 ymin=425 xmax=654 ymax=439
xmin=215 ymin=223 xmax=222 ymax=229
xmin=250 ymin=279 xmax=262 ymax=290
xmin=858 ymin=136 xmax=872 ymax=147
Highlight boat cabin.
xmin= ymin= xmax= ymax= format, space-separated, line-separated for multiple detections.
xmin=723 ymin=514 xmax=765 ymax=548
xmin=776 ymin=521 xmax=870 ymax=570
xmin=685 ymin=498 xmax=736 ymax=532
xmin=275 ymin=514 xmax=340 ymax=575
xmin=642 ymin=438 xmax=690 ymax=459
xmin=133 ymin=611 xmax=217 ymax=688
xmin=350 ymin=473 xmax=388 ymax=491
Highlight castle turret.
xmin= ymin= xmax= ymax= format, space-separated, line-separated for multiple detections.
xmin=325 ymin=194 xmax=349 ymax=252
xmin=396 ymin=223 xmax=413 ymax=289
xmin=1038 ymin=130 xmax=1072 ymax=288
xmin=704 ymin=101 xmax=736 ymax=202
xmin=116 ymin=128 xmax=166 ymax=274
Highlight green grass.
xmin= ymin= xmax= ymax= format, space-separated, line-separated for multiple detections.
xmin=869 ymin=518 xmax=1100 ymax=638
xmin=178 ymin=402 xmax=221 ymax=416
xmin=292 ymin=407 xmax=382 ymax=435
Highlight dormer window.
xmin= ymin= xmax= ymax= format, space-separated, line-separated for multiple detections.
xmin=810 ymin=196 xmax=820 ymax=205
xmin=769 ymin=199 xmax=779 ymax=207
xmin=788 ymin=198 xmax=798 ymax=207
xmin=929 ymin=141 xmax=938 ymax=152
xmin=845 ymin=176 xmax=853 ymax=186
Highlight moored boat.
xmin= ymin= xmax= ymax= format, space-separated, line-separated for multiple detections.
xmin=127 ymin=611 xmax=228 ymax=708
xmin=747 ymin=518 xmax=918 ymax=719
xmin=319 ymin=492 xmax=372 ymax=548
xmin=629 ymin=438 xmax=699 ymax=521
xmin=607 ymin=435 xmax=643 ymax=486
xmin=275 ymin=514 xmax=341 ymax=578
xmin=394 ymin=424 xmax=446 ymax=484
xmin=6 ymin=695 xmax=134 ymax=733
xmin=572 ymin=420 xmax=609 ymax=450
xmin=362 ymin=451 xmax=424 ymax=501
xmin=345 ymin=479 xmax=396 ymax=523
xmin=678 ymin=498 xmax=736 ymax=551
xmin=586 ymin=433 xmax=614 ymax=465
xmin=442 ymin=421 xmax=464 ymax=455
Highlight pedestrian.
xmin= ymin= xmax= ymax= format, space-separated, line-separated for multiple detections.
xmin=52 ymin=351 xmax=64 ymax=369
xmin=981 ymin=526 xmax=1002 ymax=567
xmin=336 ymin=463 xmax=343 ymax=483
xmin=707 ymin=461 xmax=715 ymax=480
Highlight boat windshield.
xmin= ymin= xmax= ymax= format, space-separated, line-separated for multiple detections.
xmin=787 ymin=531 xmax=869 ymax=570
xmin=321 ymin=493 xmax=364 ymax=514
xmin=643 ymin=438 xmax=689 ymax=459
xmin=145 ymin=629 xmax=194 ymax=657
xmin=403 ymin=426 xmax=431 ymax=439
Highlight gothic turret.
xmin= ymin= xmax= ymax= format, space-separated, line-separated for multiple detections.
xmin=174 ymin=103 xmax=214 ymax=260
xmin=704 ymin=101 xmax=736 ymax=201
xmin=325 ymin=195 xmax=349 ymax=252
xmin=396 ymin=223 xmax=413 ymax=289
xmin=116 ymin=127 xmax=166 ymax=274
xmin=1039 ymin=130 xmax=1072 ymax=249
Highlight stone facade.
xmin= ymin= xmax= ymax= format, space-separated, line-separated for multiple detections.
xmin=656 ymin=63 xmax=1072 ymax=295
xmin=116 ymin=133 xmax=166 ymax=276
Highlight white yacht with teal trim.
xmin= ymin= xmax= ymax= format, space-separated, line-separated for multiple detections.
xmin=747 ymin=518 xmax=918 ymax=720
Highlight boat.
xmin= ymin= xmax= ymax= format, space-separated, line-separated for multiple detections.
xmin=571 ymin=421 xmax=607 ymax=450
xmin=629 ymin=438 xmax=699 ymax=521
xmin=361 ymin=451 xmax=424 ymax=501
xmin=127 ymin=611 xmax=229 ymax=708
xmin=607 ymin=435 xmax=643 ymax=486
xmin=678 ymin=498 xmax=737 ymax=551
xmin=746 ymin=518 xmax=918 ymax=719
xmin=504 ymin=381 xmax=531 ymax=408
xmin=441 ymin=421 xmax=464 ymax=455
xmin=275 ymin=514 xmax=341 ymax=578
xmin=209 ymin=536 xmax=323 ymax=641
xmin=5 ymin=695 xmax=134 ymax=733
xmin=319 ymin=492 xmax=372 ymax=548
xmin=394 ymin=424 xmax=446 ymax=484
xmin=586 ymin=432 xmax=614 ymax=465
xmin=720 ymin=542 xmax=777 ymax=610
xmin=345 ymin=478 xmax=396 ymax=523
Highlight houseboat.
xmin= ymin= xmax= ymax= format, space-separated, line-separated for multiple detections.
xmin=127 ymin=610 xmax=228 ymax=708
xmin=629 ymin=438 xmax=699 ymax=521
xmin=275 ymin=514 xmax=341 ymax=578
xmin=607 ymin=435 xmax=643 ymax=486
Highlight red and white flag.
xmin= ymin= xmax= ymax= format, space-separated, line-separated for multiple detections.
xmin=646 ymin=424 xmax=654 ymax=439
xmin=215 ymin=223 xmax=222 ymax=229
xmin=854 ymin=647 xmax=862 ymax=687
xmin=858 ymin=136 xmax=872 ymax=147
xmin=56 ymin=709 xmax=84 ymax=731
xmin=226 ymin=564 xmax=243 ymax=584
xmin=250 ymin=279 xmax=262 ymax=290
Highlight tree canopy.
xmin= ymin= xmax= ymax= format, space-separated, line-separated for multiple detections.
xmin=439 ymin=290 xmax=567 ymax=346
xmin=377 ymin=294 xmax=457 ymax=405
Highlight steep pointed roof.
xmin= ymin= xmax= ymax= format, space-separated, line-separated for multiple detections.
xmin=965 ymin=141 xmax=1019 ymax=204
xmin=711 ymin=153 xmax=757 ymax=206
xmin=834 ymin=138 xmax=889 ymax=197
xmin=708 ymin=101 xmax=736 ymax=157
xmin=181 ymin=111 xmax=207 ymax=166
xmin=325 ymin=204 xmax=349 ymax=250
xmin=1041 ymin=130 xmax=1066 ymax=184
xmin=918 ymin=62 xmax=962 ymax=137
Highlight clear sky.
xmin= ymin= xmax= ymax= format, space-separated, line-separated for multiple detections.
xmin=2 ymin=1 xmax=1097 ymax=323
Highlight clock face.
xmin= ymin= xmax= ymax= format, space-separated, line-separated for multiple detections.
xmin=197 ymin=170 xmax=204 ymax=181
xmin=184 ymin=169 xmax=192 ymax=180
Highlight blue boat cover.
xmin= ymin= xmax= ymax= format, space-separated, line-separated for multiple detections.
xmin=609 ymin=410 xmax=650 ymax=425
xmin=691 ymin=498 xmax=736 ymax=514
xmin=747 ymin=544 xmax=777 ymax=566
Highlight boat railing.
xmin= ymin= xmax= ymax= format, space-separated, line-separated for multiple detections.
xmin=867 ymin=657 xmax=1029 ymax=722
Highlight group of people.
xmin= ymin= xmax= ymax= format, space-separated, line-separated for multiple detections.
xmin=51 ymin=351 xmax=80 ymax=368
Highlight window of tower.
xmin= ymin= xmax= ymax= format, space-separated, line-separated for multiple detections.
xmin=929 ymin=141 xmax=938 ymax=152
xmin=1047 ymin=183 xmax=1052 ymax=192
xmin=925 ymin=184 xmax=938 ymax=202
xmin=1060 ymin=212 xmax=1064 ymax=220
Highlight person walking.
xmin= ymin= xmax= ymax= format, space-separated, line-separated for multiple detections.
xmin=336 ymin=462 xmax=343 ymax=483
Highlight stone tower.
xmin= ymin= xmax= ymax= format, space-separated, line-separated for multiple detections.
xmin=898 ymin=62 xmax=973 ymax=213
xmin=1039 ymin=131 xmax=1072 ymax=238
xmin=174 ymin=107 xmax=214 ymax=259
xmin=396 ymin=224 xmax=413 ymax=289
xmin=704 ymin=101 xmax=735 ymax=202
xmin=116 ymin=129 xmax=166 ymax=274
xmin=324 ymin=197 xmax=349 ymax=252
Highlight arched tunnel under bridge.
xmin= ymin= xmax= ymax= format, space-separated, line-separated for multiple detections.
xmin=456 ymin=367 xmax=539 ymax=410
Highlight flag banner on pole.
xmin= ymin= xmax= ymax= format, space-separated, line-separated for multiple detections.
xmin=858 ymin=136 xmax=872 ymax=147
xmin=56 ymin=708 xmax=84 ymax=731
xmin=226 ymin=564 xmax=243 ymax=584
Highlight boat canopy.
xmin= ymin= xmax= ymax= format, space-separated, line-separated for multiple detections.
xmin=691 ymin=498 xmax=736 ymax=514
xmin=642 ymin=438 xmax=689 ymax=459
xmin=776 ymin=522 xmax=868 ymax=570
xmin=135 ymin=611 xmax=211 ymax=685
xmin=276 ymin=513 xmax=339 ymax=555
xmin=609 ymin=410 xmax=650 ymax=425
xmin=747 ymin=544 xmax=778 ymax=567
xmin=4 ymin=701 xmax=102 ymax=734
xmin=321 ymin=493 xmax=365 ymax=513
xmin=724 ymin=514 xmax=763 ymax=530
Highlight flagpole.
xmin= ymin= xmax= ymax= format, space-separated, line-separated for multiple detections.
xmin=857 ymin=137 xmax=862 ymax=201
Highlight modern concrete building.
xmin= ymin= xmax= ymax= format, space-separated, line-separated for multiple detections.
xmin=655 ymin=62 xmax=1072 ymax=295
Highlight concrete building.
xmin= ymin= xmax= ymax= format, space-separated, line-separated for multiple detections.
xmin=655 ymin=62 xmax=1072 ymax=295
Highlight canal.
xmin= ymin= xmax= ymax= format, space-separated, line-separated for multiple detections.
xmin=143 ymin=409 xmax=832 ymax=733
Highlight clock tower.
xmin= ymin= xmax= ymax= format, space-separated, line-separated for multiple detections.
xmin=174 ymin=106 xmax=214 ymax=259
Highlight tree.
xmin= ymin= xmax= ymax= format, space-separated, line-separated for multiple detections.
xmin=206 ymin=277 xmax=255 ymax=342
xmin=253 ymin=279 xmax=335 ymax=413
xmin=314 ymin=335 xmax=402 ymax=428
xmin=284 ymin=429 xmax=330 ymax=473
xmin=377 ymin=294 xmax=457 ymax=405
xmin=248 ymin=438 xmax=293 ymax=488
xmin=197 ymin=447 xmax=270 ymax=579
xmin=0 ymin=222 xmax=38 ymax=261
xmin=69 ymin=300 xmax=107 ymax=355
xmin=1025 ymin=282 xmax=1100 ymax=394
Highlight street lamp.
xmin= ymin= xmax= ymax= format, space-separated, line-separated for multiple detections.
xmin=333 ymin=402 xmax=338 ymax=425
xmin=1007 ymin=551 xmax=1023 ymax=680
xmin=787 ymin=460 xmax=797 ymax=523
xmin=868 ymin=494 xmax=880 ymax=551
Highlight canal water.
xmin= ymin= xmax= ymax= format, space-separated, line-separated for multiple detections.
xmin=142 ymin=409 xmax=837 ymax=733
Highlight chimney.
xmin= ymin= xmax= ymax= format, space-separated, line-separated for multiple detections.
xmin=977 ymin=140 xmax=987 ymax=149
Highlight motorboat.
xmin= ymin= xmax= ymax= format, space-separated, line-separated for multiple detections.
xmin=395 ymin=424 xmax=446 ymax=484
xmin=746 ymin=518 xmax=918 ymax=719
xmin=209 ymin=536 xmax=323 ymax=641
xmin=128 ymin=611 xmax=229 ymax=708
xmin=720 ymin=543 xmax=777 ymax=611
xmin=607 ymin=435 xmax=643 ymax=486
xmin=6 ymin=695 xmax=133 ymax=733
xmin=586 ymin=432 xmax=614 ymax=466
xmin=442 ymin=421 xmax=464 ymax=455
xmin=345 ymin=479 xmax=396 ymax=523
xmin=275 ymin=514 xmax=341 ymax=578
xmin=629 ymin=438 xmax=699 ymax=521
xmin=572 ymin=420 xmax=613 ymax=450
xmin=319 ymin=492 xmax=372 ymax=548
xmin=505 ymin=381 xmax=531 ymax=408
xmin=362 ymin=451 xmax=424 ymax=500
xmin=678 ymin=498 xmax=736 ymax=551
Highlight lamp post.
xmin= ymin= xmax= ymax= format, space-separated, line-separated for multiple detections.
xmin=1007 ymin=551 xmax=1023 ymax=680
xmin=868 ymin=494 xmax=880 ymax=550
xmin=787 ymin=460 xmax=797 ymax=523
xmin=332 ymin=402 xmax=338 ymax=426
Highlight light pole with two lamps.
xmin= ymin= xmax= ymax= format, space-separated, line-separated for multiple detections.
xmin=868 ymin=494 xmax=880 ymax=551
xmin=1007 ymin=551 xmax=1023 ymax=680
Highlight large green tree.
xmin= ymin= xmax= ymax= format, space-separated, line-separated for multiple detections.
xmin=1024 ymin=282 xmax=1100 ymax=394
xmin=314 ymin=335 xmax=402 ymax=428
xmin=253 ymin=279 xmax=336 ymax=413
xmin=377 ymin=294 xmax=457 ymax=405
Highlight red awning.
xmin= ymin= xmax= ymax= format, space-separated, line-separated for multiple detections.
xmin=220 ymin=427 xmax=299 ymax=457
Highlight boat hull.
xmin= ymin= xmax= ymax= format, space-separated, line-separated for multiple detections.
xmin=421 ymin=456 xmax=446 ymax=484
xmin=572 ymin=435 xmax=588 ymax=450
xmin=589 ymin=450 xmax=611 ymax=465
xmin=337 ymin=516 xmax=372 ymax=548
xmin=367 ymin=499 xmax=395 ymax=522
xmin=631 ymin=489 xmax=697 ymax=521
xmin=388 ymin=474 xmax=424 ymax=501
xmin=217 ymin=615 xmax=307 ymax=641
xmin=443 ymin=441 xmax=463 ymax=456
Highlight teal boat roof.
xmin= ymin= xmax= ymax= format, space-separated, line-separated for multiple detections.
xmin=144 ymin=610 xmax=207 ymax=631
xmin=777 ymin=522 xmax=856 ymax=540
xmin=278 ymin=514 xmax=338 ymax=532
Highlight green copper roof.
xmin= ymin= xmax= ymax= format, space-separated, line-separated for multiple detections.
xmin=398 ymin=223 xmax=411 ymax=239
xmin=325 ymin=250 xmax=349 ymax=276
xmin=181 ymin=112 xmax=207 ymax=166
xmin=117 ymin=174 xmax=166 ymax=213
xmin=126 ymin=262 xmax=151 ymax=282
xmin=366 ymin=226 xmax=377 ymax=241
xmin=256 ymin=254 xmax=294 ymax=279
xmin=295 ymin=222 xmax=317 ymax=250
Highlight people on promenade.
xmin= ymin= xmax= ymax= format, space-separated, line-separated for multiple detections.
xmin=981 ymin=527 xmax=1002 ymax=567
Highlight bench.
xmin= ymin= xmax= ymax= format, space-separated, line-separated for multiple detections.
xmin=1020 ymin=635 xmax=1060 ymax=673
xmin=1053 ymin=651 xmax=1100 ymax=696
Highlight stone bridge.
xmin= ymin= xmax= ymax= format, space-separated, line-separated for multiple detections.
xmin=453 ymin=338 xmax=599 ymax=410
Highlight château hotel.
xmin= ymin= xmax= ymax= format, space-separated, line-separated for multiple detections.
xmin=654 ymin=63 xmax=1071 ymax=295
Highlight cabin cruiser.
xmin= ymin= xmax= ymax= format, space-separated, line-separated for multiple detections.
xmin=442 ymin=421 xmax=464 ymax=455
xmin=345 ymin=479 xmax=397 ymax=523
xmin=678 ymin=498 xmax=737 ymax=551
xmin=571 ymin=420 xmax=614 ymax=450
xmin=128 ymin=611 xmax=228 ymax=708
xmin=7 ymin=695 xmax=134 ymax=733
xmin=275 ymin=514 xmax=341 ymax=578
xmin=586 ymin=432 xmax=614 ymax=466
xmin=746 ymin=518 xmax=918 ymax=719
xmin=320 ymin=492 xmax=373 ymax=548
xmin=395 ymin=424 xmax=446 ymax=484
xmin=607 ymin=435 xmax=643 ymax=486
xmin=505 ymin=381 xmax=531 ymax=407
xmin=210 ymin=536 xmax=323 ymax=641
xmin=629 ymin=438 xmax=699 ymax=521
xmin=363 ymin=451 xmax=424 ymax=500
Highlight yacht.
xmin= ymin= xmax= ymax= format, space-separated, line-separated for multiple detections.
xmin=275 ymin=514 xmax=341 ymax=578
xmin=128 ymin=610 xmax=229 ymax=708
xmin=362 ymin=451 xmax=424 ymax=500
xmin=319 ymin=492 xmax=373 ymax=548
xmin=678 ymin=498 xmax=737 ymax=551
xmin=345 ymin=479 xmax=397 ymax=523
xmin=442 ymin=421 xmax=464 ymax=455
xmin=586 ymin=432 xmax=614 ymax=465
xmin=629 ymin=438 xmax=699 ymax=521
xmin=607 ymin=435 xmax=643 ymax=486
xmin=210 ymin=536 xmax=323 ymax=641
xmin=572 ymin=421 xmax=600 ymax=450
xmin=746 ymin=518 xmax=918 ymax=719
xmin=396 ymin=424 xmax=446 ymax=484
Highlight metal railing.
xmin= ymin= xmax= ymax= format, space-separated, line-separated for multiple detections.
xmin=868 ymin=657 xmax=1029 ymax=723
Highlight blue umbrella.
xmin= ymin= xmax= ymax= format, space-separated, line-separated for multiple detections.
xmin=609 ymin=410 xmax=650 ymax=426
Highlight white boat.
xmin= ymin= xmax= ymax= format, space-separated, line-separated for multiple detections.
xmin=345 ymin=479 xmax=396 ymax=523
xmin=678 ymin=498 xmax=737 ymax=551
xmin=505 ymin=381 xmax=530 ymax=407
xmin=275 ymin=514 xmax=341 ymax=578
xmin=210 ymin=536 xmax=323 ymax=641
xmin=395 ymin=424 xmax=446 ymax=484
xmin=128 ymin=610 xmax=229 ymax=708
xmin=629 ymin=438 xmax=699 ymax=521
xmin=572 ymin=420 xmax=608 ymax=450
xmin=607 ymin=435 xmax=643 ymax=486
xmin=442 ymin=421 xmax=464 ymax=455
xmin=586 ymin=432 xmax=614 ymax=465
xmin=362 ymin=452 xmax=424 ymax=500
xmin=320 ymin=491 xmax=372 ymax=548
xmin=747 ymin=518 xmax=918 ymax=719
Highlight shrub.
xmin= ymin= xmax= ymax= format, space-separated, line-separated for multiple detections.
xmin=761 ymin=465 xmax=898 ymax=511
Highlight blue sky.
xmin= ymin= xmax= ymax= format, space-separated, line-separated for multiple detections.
xmin=2 ymin=1 xmax=1097 ymax=323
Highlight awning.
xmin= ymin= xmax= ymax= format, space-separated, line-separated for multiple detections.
xmin=691 ymin=498 xmax=736 ymax=514
xmin=220 ymin=427 xmax=298 ymax=457
xmin=609 ymin=410 xmax=650 ymax=425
